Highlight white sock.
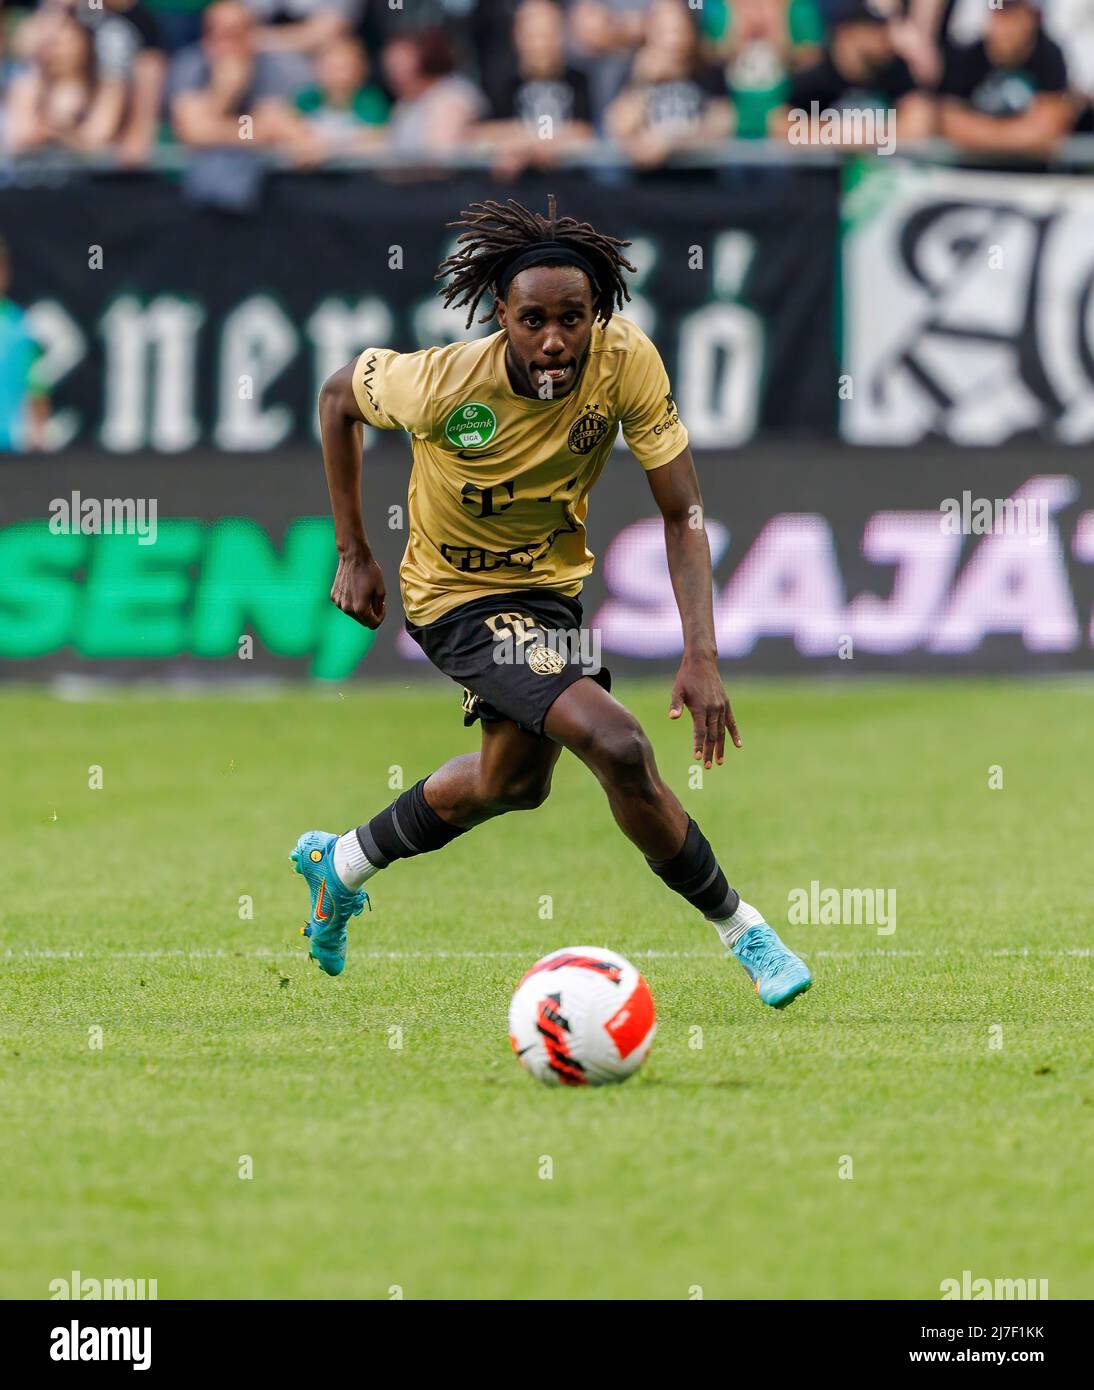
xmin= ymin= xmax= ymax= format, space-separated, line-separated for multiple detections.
xmin=332 ymin=830 xmax=380 ymax=889
xmin=711 ymin=898 xmax=766 ymax=950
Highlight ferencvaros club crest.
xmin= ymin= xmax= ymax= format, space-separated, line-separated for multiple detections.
xmin=567 ymin=405 xmax=610 ymax=455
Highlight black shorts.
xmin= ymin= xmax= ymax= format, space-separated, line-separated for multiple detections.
xmin=405 ymin=589 xmax=612 ymax=737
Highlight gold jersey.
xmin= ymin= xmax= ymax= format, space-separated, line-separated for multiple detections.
xmin=351 ymin=314 xmax=687 ymax=625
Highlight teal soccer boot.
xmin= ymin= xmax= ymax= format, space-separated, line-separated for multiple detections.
xmin=733 ymin=924 xmax=812 ymax=1009
xmin=290 ymin=831 xmax=369 ymax=977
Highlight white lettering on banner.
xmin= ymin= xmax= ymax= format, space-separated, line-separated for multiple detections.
xmin=306 ymin=298 xmax=394 ymax=443
xmin=678 ymin=302 xmax=762 ymax=448
xmin=100 ymin=297 xmax=202 ymax=452
xmin=678 ymin=232 xmax=762 ymax=448
xmin=17 ymin=231 xmax=770 ymax=452
xmin=215 ymin=296 xmax=297 ymax=451
xmin=844 ymin=164 xmax=1094 ymax=445
xmin=24 ymin=300 xmax=86 ymax=450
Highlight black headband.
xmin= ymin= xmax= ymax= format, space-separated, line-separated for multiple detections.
xmin=496 ymin=242 xmax=599 ymax=298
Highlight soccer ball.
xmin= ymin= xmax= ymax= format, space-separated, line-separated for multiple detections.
xmin=508 ymin=946 xmax=656 ymax=1087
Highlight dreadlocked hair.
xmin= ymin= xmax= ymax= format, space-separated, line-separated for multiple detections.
xmin=435 ymin=195 xmax=636 ymax=329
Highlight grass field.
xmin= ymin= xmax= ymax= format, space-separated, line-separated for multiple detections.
xmin=1 ymin=677 xmax=1090 ymax=1301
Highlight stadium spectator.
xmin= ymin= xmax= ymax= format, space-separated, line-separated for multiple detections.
xmin=772 ymin=1 xmax=933 ymax=145
xmin=464 ymin=0 xmax=526 ymax=116
xmin=246 ymin=0 xmax=358 ymax=56
xmin=700 ymin=0 xmax=825 ymax=139
xmin=145 ymin=0 xmax=215 ymax=54
xmin=569 ymin=0 xmax=653 ymax=122
xmin=476 ymin=0 xmax=594 ymax=176
xmin=892 ymin=0 xmax=1079 ymax=96
xmin=170 ymin=1 xmax=324 ymax=162
xmin=1045 ymin=0 xmax=1094 ymax=127
xmin=244 ymin=0 xmax=360 ymax=95
xmin=5 ymin=7 xmax=127 ymax=155
xmin=605 ymin=0 xmax=733 ymax=165
xmin=71 ymin=0 xmax=169 ymax=166
xmin=934 ymin=0 xmax=1001 ymax=48
xmin=865 ymin=0 xmax=946 ymax=88
xmin=938 ymin=0 xmax=1075 ymax=153
xmin=294 ymin=32 xmax=388 ymax=150
xmin=381 ymin=27 xmax=487 ymax=160
xmin=0 ymin=238 xmax=49 ymax=452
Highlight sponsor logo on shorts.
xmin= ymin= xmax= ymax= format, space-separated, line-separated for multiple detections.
xmin=484 ymin=611 xmax=602 ymax=675
xmin=444 ymin=402 xmax=498 ymax=450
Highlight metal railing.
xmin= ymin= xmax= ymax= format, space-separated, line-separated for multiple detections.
xmin=4 ymin=135 xmax=1094 ymax=184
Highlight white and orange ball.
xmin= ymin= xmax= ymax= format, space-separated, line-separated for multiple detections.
xmin=508 ymin=947 xmax=656 ymax=1086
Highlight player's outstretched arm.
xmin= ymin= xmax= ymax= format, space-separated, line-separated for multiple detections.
xmin=318 ymin=360 xmax=386 ymax=629
xmin=645 ymin=445 xmax=740 ymax=769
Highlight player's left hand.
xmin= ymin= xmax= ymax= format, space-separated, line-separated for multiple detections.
xmin=668 ymin=656 xmax=741 ymax=768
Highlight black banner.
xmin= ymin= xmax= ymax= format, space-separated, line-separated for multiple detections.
xmin=0 ymin=171 xmax=839 ymax=451
xmin=0 ymin=1296 xmax=1079 ymax=1371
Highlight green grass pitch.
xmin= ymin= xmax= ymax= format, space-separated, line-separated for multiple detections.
xmin=1 ymin=678 xmax=1090 ymax=1300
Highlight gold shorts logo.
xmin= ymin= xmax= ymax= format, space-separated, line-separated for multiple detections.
xmin=568 ymin=409 xmax=610 ymax=455
xmin=527 ymin=644 xmax=567 ymax=675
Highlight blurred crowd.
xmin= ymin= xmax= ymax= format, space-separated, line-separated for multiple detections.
xmin=0 ymin=0 xmax=1092 ymax=172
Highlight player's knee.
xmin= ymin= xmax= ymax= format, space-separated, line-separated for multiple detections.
xmin=483 ymin=770 xmax=553 ymax=814
xmin=590 ymin=721 xmax=657 ymax=794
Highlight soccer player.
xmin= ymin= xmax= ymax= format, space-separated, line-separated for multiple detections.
xmin=293 ymin=196 xmax=811 ymax=1009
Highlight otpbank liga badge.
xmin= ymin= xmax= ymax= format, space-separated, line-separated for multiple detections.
xmin=445 ymin=402 xmax=498 ymax=449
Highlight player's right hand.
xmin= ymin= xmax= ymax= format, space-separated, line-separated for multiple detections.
xmin=330 ymin=552 xmax=386 ymax=629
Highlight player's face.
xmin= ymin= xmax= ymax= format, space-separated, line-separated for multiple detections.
xmin=497 ymin=266 xmax=595 ymax=400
